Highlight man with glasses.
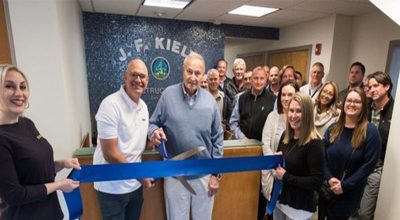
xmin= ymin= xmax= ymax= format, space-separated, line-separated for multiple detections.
xmin=149 ymin=52 xmax=224 ymax=220
xmin=93 ymin=59 xmax=155 ymax=220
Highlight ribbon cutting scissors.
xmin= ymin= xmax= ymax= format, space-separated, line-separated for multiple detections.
xmin=156 ymin=140 xmax=206 ymax=195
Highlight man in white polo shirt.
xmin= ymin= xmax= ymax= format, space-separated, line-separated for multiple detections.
xmin=93 ymin=59 xmax=154 ymax=220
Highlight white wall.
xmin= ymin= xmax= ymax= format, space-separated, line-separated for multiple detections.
xmin=349 ymin=11 xmax=400 ymax=73
xmin=328 ymin=15 xmax=353 ymax=89
xmin=6 ymin=0 xmax=91 ymax=160
xmin=375 ymin=74 xmax=400 ymax=219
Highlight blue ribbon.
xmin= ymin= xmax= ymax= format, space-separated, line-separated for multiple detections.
xmin=64 ymin=155 xmax=284 ymax=219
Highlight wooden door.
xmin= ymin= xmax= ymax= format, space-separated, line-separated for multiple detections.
xmin=0 ymin=0 xmax=12 ymax=64
xmin=268 ymin=49 xmax=310 ymax=83
xmin=239 ymin=53 xmax=265 ymax=71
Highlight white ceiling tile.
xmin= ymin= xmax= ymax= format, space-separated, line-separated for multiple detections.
xmin=262 ymin=9 xmax=329 ymax=21
xmin=247 ymin=0 xmax=306 ymax=9
xmin=176 ymin=0 xmax=247 ymax=21
xmin=84 ymin=0 xmax=379 ymax=28
xmin=137 ymin=5 xmax=182 ymax=19
xmin=92 ymin=0 xmax=141 ymax=15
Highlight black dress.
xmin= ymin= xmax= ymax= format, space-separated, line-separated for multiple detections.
xmin=0 ymin=117 xmax=63 ymax=220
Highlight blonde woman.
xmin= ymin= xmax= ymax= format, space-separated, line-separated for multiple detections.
xmin=314 ymin=81 xmax=341 ymax=136
xmin=260 ymin=81 xmax=299 ymax=219
xmin=273 ymin=92 xmax=324 ymax=220
xmin=0 ymin=65 xmax=80 ymax=220
xmin=319 ymin=88 xmax=381 ymax=220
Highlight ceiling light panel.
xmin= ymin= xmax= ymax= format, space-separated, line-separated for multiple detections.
xmin=143 ymin=0 xmax=191 ymax=9
xmin=229 ymin=5 xmax=279 ymax=17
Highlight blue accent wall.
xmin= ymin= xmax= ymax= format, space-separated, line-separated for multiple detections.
xmin=83 ymin=12 xmax=279 ymax=127
xmin=84 ymin=12 xmax=225 ymax=118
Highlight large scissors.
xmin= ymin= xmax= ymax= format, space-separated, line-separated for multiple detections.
xmin=156 ymin=140 xmax=206 ymax=195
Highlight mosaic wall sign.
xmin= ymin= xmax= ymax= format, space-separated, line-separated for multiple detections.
xmin=83 ymin=12 xmax=224 ymax=121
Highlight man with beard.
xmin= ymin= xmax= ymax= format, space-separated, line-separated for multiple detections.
xmin=358 ymin=71 xmax=394 ymax=220
xmin=339 ymin=62 xmax=366 ymax=103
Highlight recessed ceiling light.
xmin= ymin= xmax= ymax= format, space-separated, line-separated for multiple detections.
xmin=228 ymin=5 xmax=279 ymax=17
xmin=143 ymin=0 xmax=191 ymax=9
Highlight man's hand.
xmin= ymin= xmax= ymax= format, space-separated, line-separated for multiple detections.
xmin=140 ymin=178 xmax=156 ymax=188
xmin=151 ymin=128 xmax=167 ymax=146
xmin=208 ymin=175 xmax=220 ymax=197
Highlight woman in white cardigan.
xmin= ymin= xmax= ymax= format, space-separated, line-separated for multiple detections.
xmin=314 ymin=81 xmax=341 ymax=137
xmin=261 ymin=81 xmax=299 ymax=208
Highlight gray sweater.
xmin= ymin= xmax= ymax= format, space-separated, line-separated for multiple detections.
xmin=149 ymin=83 xmax=223 ymax=160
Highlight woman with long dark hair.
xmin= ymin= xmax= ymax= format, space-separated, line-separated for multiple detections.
xmin=320 ymin=87 xmax=381 ymax=220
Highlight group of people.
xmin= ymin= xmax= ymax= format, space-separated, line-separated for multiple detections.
xmin=0 ymin=53 xmax=394 ymax=220
xmin=211 ymin=58 xmax=392 ymax=220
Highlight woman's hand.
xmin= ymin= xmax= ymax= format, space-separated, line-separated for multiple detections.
xmin=328 ymin=177 xmax=340 ymax=187
xmin=59 ymin=179 xmax=80 ymax=193
xmin=330 ymin=180 xmax=344 ymax=195
xmin=274 ymin=165 xmax=286 ymax=180
xmin=63 ymin=158 xmax=81 ymax=170
xmin=46 ymin=179 xmax=80 ymax=194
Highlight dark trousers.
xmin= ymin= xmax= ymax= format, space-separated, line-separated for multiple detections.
xmin=258 ymin=192 xmax=269 ymax=220
xmin=96 ymin=187 xmax=143 ymax=220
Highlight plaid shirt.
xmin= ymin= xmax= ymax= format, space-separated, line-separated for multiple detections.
xmin=370 ymin=102 xmax=381 ymax=128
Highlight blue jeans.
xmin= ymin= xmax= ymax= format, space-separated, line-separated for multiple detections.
xmin=96 ymin=187 xmax=143 ymax=220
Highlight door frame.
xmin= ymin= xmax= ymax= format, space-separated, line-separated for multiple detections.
xmin=385 ymin=40 xmax=400 ymax=98
xmin=266 ymin=44 xmax=313 ymax=71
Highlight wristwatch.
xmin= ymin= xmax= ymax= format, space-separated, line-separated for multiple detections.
xmin=212 ymin=173 xmax=222 ymax=181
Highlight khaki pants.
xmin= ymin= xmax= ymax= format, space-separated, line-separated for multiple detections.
xmin=164 ymin=175 xmax=214 ymax=220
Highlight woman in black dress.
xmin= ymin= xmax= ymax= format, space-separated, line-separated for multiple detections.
xmin=0 ymin=64 xmax=80 ymax=220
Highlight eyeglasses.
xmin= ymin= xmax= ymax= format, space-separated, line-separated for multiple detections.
xmin=128 ymin=72 xmax=147 ymax=80
xmin=345 ymin=99 xmax=362 ymax=105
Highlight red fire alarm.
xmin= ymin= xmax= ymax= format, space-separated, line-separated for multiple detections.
xmin=315 ymin=43 xmax=322 ymax=55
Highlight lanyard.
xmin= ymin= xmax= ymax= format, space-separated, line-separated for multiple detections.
xmin=309 ymin=83 xmax=322 ymax=98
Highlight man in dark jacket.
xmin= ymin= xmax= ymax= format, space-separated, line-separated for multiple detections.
xmin=359 ymin=71 xmax=394 ymax=220
xmin=229 ymin=66 xmax=276 ymax=220
xmin=339 ymin=62 xmax=366 ymax=103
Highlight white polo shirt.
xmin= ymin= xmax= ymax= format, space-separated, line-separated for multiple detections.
xmin=93 ymin=86 xmax=149 ymax=194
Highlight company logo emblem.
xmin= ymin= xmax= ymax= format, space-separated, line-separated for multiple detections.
xmin=151 ymin=57 xmax=170 ymax=80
